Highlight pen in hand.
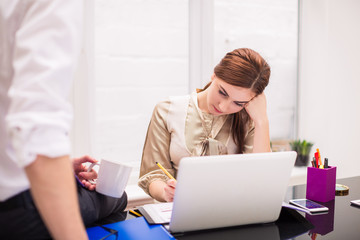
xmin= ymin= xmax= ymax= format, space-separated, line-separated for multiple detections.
xmin=156 ymin=162 xmax=176 ymax=181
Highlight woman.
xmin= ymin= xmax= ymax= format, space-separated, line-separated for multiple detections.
xmin=138 ymin=48 xmax=271 ymax=202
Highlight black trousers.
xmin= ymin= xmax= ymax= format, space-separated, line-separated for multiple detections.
xmin=0 ymin=182 xmax=128 ymax=239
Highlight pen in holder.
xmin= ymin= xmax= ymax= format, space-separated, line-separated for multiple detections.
xmin=306 ymin=166 xmax=336 ymax=202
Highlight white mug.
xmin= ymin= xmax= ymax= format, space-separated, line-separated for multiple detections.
xmin=87 ymin=159 xmax=132 ymax=198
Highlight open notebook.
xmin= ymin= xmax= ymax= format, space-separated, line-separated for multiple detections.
xmin=139 ymin=151 xmax=297 ymax=233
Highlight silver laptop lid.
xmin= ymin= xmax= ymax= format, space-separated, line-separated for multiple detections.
xmin=169 ymin=151 xmax=297 ymax=233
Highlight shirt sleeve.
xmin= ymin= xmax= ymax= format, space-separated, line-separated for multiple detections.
xmin=243 ymin=120 xmax=255 ymax=153
xmin=138 ymin=100 xmax=174 ymax=196
xmin=5 ymin=0 xmax=83 ymax=167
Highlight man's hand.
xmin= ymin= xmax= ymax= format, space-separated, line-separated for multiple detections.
xmin=73 ymin=155 xmax=98 ymax=191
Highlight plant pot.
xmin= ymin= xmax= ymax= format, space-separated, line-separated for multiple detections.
xmin=295 ymin=154 xmax=309 ymax=166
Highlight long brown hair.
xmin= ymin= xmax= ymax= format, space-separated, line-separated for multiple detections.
xmin=198 ymin=48 xmax=270 ymax=153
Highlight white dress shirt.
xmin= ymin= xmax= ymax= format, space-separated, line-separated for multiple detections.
xmin=0 ymin=0 xmax=82 ymax=201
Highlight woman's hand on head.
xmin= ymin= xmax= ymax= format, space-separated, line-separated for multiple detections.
xmin=244 ymin=93 xmax=268 ymax=126
xmin=164 ymin=179 xmax=177 ymax=202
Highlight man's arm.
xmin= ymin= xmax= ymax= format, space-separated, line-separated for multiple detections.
xmin=25 ymin=155 xmax=87 ymax=240
xmin=6 ymin=0 xmax=86 ymax=238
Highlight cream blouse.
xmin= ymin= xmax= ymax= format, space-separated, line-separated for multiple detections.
xmin=138 ymin=92 xmax=255 ymax=195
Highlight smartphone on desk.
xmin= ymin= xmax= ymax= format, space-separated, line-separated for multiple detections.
xmin=350 ymin=199 xmax=360 ymax=208
xmin=289 ymin=199 xmax=329 ymax=213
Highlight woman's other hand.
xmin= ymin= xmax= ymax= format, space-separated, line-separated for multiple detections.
xmin=164 ymin=179 xmax=177 ymax=202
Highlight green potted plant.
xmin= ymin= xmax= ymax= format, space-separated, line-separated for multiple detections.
xmin=289 ymin=139 xmax=314 ymax=166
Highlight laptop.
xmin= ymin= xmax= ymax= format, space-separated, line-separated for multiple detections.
xmin=168 ymin=151 xmax=297 ymax=233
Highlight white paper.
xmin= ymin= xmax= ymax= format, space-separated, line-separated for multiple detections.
xmin=140 ymin=202 xmax=173 ymax=224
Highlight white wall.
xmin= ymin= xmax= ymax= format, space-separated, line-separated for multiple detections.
xmin=298 ymin=0 xmax=360 ymax=178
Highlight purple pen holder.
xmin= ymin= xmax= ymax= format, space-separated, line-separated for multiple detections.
xmin=306 ymin=166 xmax=336 ymax=202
